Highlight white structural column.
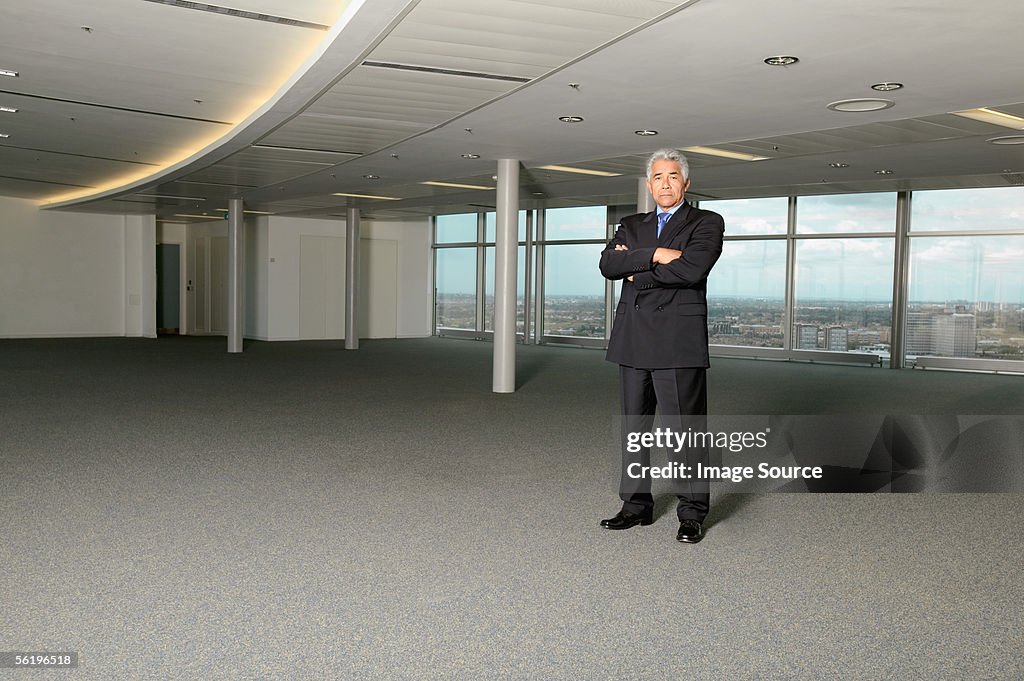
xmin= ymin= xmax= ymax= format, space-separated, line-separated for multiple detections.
xmin=493 ymin=159 xmax=519 ymax=393
xmin=345 ymin=207 xmax=360 ymax=350
xmin=227 ymin=198 xmax=245 ymax=353
xmin=637 ymin=176 xmax=655 ymax=213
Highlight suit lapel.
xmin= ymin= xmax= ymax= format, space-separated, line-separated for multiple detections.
xmin=658 ymin=202 xmax=692 ymax=244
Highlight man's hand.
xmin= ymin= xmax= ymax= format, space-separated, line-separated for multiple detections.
xmin=614 ymin=244 xmax=629 ymax=251
xmin=652 ymin=247 xmax=683 ymax=265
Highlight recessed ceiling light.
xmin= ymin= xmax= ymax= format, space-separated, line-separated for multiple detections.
xmin=532 ymin=192 xmax=545 ymax=196
xmin=0 ymin=133 xmax=9 ymax=139
xmin=537 ymin=164 xmax=622 ymax=177
xmin=332 ymin=192 xmax=402 ymax=201
xmin=0 ymin=69 xmax=18 ymax=78
xmin=635 ymin=129 xmax=658 ymax=136
xmin=871 ymin=82 xmax=903 ymax=91
xmin=558 ymin=115 xmax=584 ymax=123
xmin=421 ymin=181 xmax=495 ymax=190
xmin=461 ymin=153 xmax=480 ymax=159
xmin=362 ymin=174 xmax=380 ymax=180
xmin=0 ymin=106 xmax=17 ymax=113
xmin=174 ymin=213 xmax=221 ymax=220
xmin=764 ymin=56 xmax=798 ymax=66
xmin=952 ymin=107 xmax=1024 ymax=130
xmin=875 ymin=169 xmax=895 ymax=175
xmin=827 ymin=98 xmax=895 ymax=112
xmin=681 ymin=146 xmax=769 ymax=161
xmin=829 ymin=162 xmax=849 ymax=168
xmin=987 ymin=135 xmax=1024 ymax=145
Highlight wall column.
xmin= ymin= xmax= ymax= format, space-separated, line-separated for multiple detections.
xmin=493 ymin=159 xmax=519 ymax=393
xmin=637 ymin=176 xmax=655 ymax=213
xmin=345 ymin=207 xmax=360 ymax=350
xmin=227 ymin=198 xmax=245 ymax=353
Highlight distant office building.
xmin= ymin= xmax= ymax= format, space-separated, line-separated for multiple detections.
xmin=826 ymin=326 xmax=849 ymax=351
xmin=906 ymin=312 xmax=934 ymax=356
xmin=795 ymin=324 xmax=819 ymax=349
xmin=933 ymin=313 xmax=976 ymax=357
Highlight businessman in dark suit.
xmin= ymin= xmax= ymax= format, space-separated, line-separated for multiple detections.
xmin=598 ymin=149 xmax=724 ymax=543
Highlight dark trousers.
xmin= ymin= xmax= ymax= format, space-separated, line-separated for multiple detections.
xmin=619 ymin=365 xmax=709 ymax=522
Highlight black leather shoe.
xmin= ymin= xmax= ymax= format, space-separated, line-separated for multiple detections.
xmin=676 ymin=519 xmax=704 ymax=543
xmin=600 ymin=509 xmax=653 ymax=530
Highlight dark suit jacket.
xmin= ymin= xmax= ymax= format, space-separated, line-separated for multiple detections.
xmin=600 ymin=201 xmax=724 ymax=369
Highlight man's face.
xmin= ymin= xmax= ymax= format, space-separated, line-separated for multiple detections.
xmin=647 ymin=159 xmax=690 ymax=210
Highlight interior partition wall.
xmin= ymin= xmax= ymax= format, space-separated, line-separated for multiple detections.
xmin=433 ymin=186 xmax=1024 ymax=372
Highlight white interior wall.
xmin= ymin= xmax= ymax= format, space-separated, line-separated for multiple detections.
xmin=363 ymin=218 xmax=432 ymax=339
xmin=255 ymin=214 xmax=432 ymax=341
xmin=0 ymin=196 xmax=155 ymax=338
xmin=0 ymin=198 xmax=431 ymax=341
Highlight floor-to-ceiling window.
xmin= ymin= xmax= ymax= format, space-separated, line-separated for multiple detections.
xmin=793 ymin=193 xmax=896 ymax=355
xmin=431 ymin=186 xmax=1023 ymax=372
xmin=703 ymin=197 xmax=788 ymax=348
xmin=908 ymin=187 xmax=1024 ymax=362
xmin=540 ymin=206 xmax=608 ymax=341
xmin=434 ymin=213 xmax=479 ymax=332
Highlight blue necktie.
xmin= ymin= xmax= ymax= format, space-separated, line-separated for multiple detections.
xmin=657 ymin=211 xmax=671 ymax=238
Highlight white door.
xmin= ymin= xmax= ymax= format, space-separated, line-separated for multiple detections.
xmin=299 ymin=235 xmax=345 ymax=339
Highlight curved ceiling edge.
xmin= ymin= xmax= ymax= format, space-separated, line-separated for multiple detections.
xmin=40 ymin=0 xmax=417 ymax=210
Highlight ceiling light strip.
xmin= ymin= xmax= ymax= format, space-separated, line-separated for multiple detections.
xmin=421 ymin=181 xmax=495 ymax=191
xmin=332 ymin=192 xmax=401 ymax=201
xmin=537 ymin=164 xmax=622 ymax=177
xmin=952 ymin=107 xmax=1024 ymax=130
xmin=681 ymin=146 xmax=769 ymax=161
xmin=361 ymin=61 xmax=530 ymax=83
xmin=140 ymin=0 xmax=330 ymax=30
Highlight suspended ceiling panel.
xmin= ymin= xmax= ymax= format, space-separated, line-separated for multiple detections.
xmin=0 ymin=91 xmax=227 ymax=163
xmin=368 ymin=0 xmax=679 ymax=78
xmin=181 ymin=149 xmax=341 ymax=188
xmin=308 ymin=65 xmax=514 ymax=125
xmin=0 ymin=0 xmax=332 ymax=121
xmin=0 ymin=146 xmax=148 ymax=194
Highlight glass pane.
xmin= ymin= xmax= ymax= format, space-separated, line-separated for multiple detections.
xmin=911 ymin=186 xmax=1024 ymax=232
xmin=797 ymin=193 xmax=896 ymax=234
xmin=484 ymin=245 xmax=527 ymax=333
xmin=435 ymin=247 xmax=477 ymax=330
xmin=435 ymin=213 xmax=478 ymax=243
xmin=543 ymin=243 xmax=606 ymax=337
xmin=907 ymin=235 xmax=1024 ymax=360
xmin=544 ymin=206 xmax=607 ymax=241
xmin=793 ymin=238 xmax=894 ymax=353
xmin=484 ymin=211 xmax=528 ymax=242
xmin=709 ymin=240 xmax=787 ymax=348
xmin=702 ymin=197 xmax=788 ymax=235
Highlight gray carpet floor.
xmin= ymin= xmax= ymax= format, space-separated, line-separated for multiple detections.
xmin=1 ymin=336 xmax=1022 ymax=680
